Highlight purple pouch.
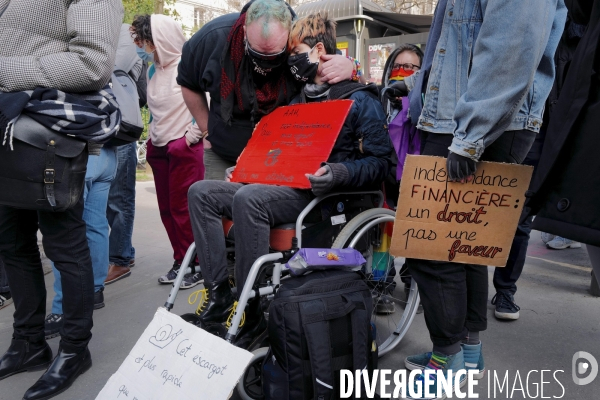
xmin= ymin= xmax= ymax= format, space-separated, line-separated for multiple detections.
xmin=285 ymin=248 xmax=366 ymax=276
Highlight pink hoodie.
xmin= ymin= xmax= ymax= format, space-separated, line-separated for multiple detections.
xmin=147 ymin=14 xmax=202 ymax=147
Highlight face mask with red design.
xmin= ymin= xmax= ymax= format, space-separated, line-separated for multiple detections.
xmin=389 ymin=67 xmax=415 ymax=81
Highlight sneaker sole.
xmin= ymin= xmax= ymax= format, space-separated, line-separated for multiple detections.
xmin=105 ymin=270 xmax=131 ymax=285
xmin=94 ymin=302 xmax=105 ymax=310
xmin=0 ymin=298 xmax=13 ymax=310
xmin=0 ymin=359 xmax=52 ymax=381
xmin=179 ymin=278 xmax=204 ymax=290
xmin=547 ymin=243 xmax=582 ymax=249
xmin=23 ymin=359 xmax=92 ymax=400
xmin=495 ymin=310 xmax=520 ymax=320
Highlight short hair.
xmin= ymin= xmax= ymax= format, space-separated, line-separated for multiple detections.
xmin=396 ymin=43 xmax=424 ymax=66
xmin=288 ymin=12 xmax=337 ymax=55
xmin=130 ymin=14 xmax=153 ymax=45
xmin=246 ymin=0 xmax=293 ymax=38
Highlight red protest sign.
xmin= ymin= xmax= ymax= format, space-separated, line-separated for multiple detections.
xmin=231 ymin=100 xmax=353 ymax=189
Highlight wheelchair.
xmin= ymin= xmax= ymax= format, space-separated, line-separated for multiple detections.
xmin=163 ymin=191 xmax=420 ymax=400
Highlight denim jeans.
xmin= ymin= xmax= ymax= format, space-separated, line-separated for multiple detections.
xmin=52 ymin=146 xmax=117 ymax=314
xmin=188 ymin=181 xmax=313 ymax=289
xmin=107 ymin=142 xmax=137 ymax=266
xmin=0 ymin=258 xmax=9 ymax=293
xmin=0 ymin=198 xmax=93 ymax=351
xmin=407 ymin=130 xmax=536 ymax=346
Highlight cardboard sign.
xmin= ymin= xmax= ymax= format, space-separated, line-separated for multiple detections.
xmin=95 ymin=308 xmax=253 ymax=400
xmin=231 ymin=100 xmax=353 ymax=189
xmin=390 ymin=155 xmax=533 ymax=266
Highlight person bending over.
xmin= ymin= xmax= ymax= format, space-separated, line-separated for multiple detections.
xmin=186 ymin=11 xmax=393 ymax=349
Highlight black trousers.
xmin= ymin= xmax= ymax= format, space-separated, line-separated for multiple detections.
xmin=407 ymin=130 xmax=536 ymax=346
xmin=0 ymin=197 xmax=94 ymax=352
xmin=492 ymin=136 xmax=542 ymax=294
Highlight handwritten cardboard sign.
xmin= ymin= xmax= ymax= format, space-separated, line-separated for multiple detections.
xmin=390 ymin=155 xmax=533 ymax=267
xmin=231 ymin=100 xmax=353 ymax=188
xmin=95 ymin=308 xmax=253 ymax=400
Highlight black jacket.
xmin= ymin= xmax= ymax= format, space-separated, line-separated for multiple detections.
xmin=291 ymin=81 xmax=393 ymax=191
xmin=527 ymin=0 xmax=600 ymax=246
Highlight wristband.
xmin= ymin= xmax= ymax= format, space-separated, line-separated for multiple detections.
xmin=347 ymin=56 xmax=363 ymax=82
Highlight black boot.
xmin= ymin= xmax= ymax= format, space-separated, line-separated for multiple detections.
xmin=233 ymin=297 xmax=267 ymax=350
xmin=0 ymin=339 xmax=52 ymax=381
xmin=23 ymin=347 xmax=92 ymax=400
xmin=198 ymin=279 xmax=235 ymax=324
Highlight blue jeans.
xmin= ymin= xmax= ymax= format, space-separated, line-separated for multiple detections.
xmin=107 ymin=142 xmax=137 ymax=266
xmin=52 ymin=146 xmax=117 ymax=314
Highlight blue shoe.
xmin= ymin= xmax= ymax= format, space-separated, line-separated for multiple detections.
xmin=405 ymin=352 xmax=432 ymax=370
xmin=405 ymin=343 xmax=485 ymax=379
xmin=406 ymin=350 xmax=467 ymax=400
xmin=462 ymin=342 xmax=485 ymax=379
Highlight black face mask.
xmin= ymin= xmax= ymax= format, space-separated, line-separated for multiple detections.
xmin=245 ymin=41 xmax=287 ymax=76
xmin=287 ymin=46 xmax=319 ymax=83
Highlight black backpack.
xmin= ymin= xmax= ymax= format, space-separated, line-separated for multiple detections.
xmin=264 ymin=270 xmax=377 ymax=400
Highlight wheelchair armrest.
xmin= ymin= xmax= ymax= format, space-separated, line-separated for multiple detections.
xmin=295 ymin=191 xmax=384 ymax=248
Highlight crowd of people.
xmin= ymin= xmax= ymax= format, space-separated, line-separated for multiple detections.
xmin=0 ymin=0 xmax=598 ymax=399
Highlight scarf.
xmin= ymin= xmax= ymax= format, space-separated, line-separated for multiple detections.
xmin=220 ymin=3 xmax=295 ymax=125
xmin=0 ymin=86 xmax=121 ymax=150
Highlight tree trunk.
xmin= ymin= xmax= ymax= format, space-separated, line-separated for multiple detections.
xmin=154 ymin=0 xmax=164 ymax=14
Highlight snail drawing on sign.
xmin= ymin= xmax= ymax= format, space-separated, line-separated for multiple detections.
xmin=148 ymin=324 xmax=183 ymax=349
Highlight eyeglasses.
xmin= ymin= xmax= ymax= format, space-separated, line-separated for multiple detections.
xmin=245 ymin=41 xmax=287 ymax=61
xmin=392 ymin=63 xmax=420 ymax=71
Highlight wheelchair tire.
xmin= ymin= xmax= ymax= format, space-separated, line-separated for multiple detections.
xmin=237 ymin=346 xmax=269 ymax=400
xmin=332 ymin=208 xmax=421 ymax=357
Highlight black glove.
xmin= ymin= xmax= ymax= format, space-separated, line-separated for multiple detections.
xmin=382 ymin=81 xmax=408 ymax=108
xmin=446 ymin=151 xmax=477 ymax=181
xmin=307 ymin=163 xmax=349 ymax=196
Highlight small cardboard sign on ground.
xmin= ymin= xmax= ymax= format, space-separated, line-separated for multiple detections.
xmin=231 ymin=100 xmax=353 ymax=189
xmin=390 ymin=155 xmax=533 ymax=267
xmin=95 ymin=307 xmax=253 ymax=400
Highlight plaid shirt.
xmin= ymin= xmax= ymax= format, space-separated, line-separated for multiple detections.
xmin=0 ymin=0 xmax=123 ymax=93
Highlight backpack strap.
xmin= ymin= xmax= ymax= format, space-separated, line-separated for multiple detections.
xmin=300 ymin=295 xmax=366 ymax=400
xmin=347 ymin=293 xmax=369 ymax=377
xmin=300 ymin=299 xmax=335 ymax=400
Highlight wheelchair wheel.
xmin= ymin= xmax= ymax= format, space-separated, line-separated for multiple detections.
xmin=237 ymin=347 xmax=269 ymax=400
xmin=332 ymin=208 xmax=420 ymax=357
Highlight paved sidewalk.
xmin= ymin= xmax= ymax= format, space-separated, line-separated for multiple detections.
xmin=0 ymin=180 xmax=598 ymax=399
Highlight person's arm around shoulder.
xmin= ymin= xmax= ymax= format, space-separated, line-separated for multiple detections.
xmin=0 ymin=0 xmax=123 ymax=92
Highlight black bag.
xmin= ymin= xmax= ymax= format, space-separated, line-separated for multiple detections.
xmin=264 ymin=270 xmax=377 ymax=400
xmin=0 ymin=115 xmax=88 ymax=212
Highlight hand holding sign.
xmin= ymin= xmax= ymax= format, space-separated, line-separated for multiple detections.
xmin=390 ymin=155 xmax=533 ymax=267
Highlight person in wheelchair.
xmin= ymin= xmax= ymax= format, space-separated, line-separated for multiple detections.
xmin=187 ymin=11 xmax=393 ymax=348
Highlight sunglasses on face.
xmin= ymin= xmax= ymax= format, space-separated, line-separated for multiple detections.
xmin=392 ymin=63 xmax=421 ymax=71
xmin=245 ymin=41 xmax=287 ymax=61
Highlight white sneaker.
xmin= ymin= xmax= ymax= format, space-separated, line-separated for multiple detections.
xmin=540 ymin=232 xmax=556 ymax=244
xmin=546 ymin=236 xmax=582 ymax=249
